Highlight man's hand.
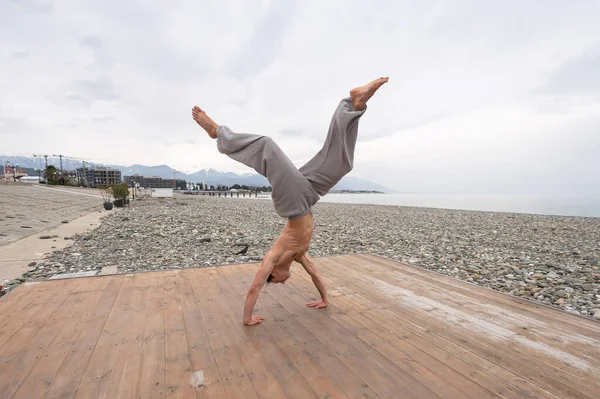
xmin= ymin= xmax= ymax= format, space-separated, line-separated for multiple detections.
xmin=307 ymin=300 xmax=327 ymax=309
xmin=244 ymin=315 xmax=264 ymax=326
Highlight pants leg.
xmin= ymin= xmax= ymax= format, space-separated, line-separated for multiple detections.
xmin=216 ymin=125 xmax=320 ymax=219
xmin=299 ymin=97 xmax=366 ymax=195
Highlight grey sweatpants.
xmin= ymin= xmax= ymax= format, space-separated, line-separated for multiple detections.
xmin=216 ymin=97 xmax=366 ymax=219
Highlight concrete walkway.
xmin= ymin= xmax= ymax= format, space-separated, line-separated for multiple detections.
xmin=0 ymin=183 xmax=102 ymax=246
xmin=0 ymin=183 xmax=117 ymax=282
xmin=0 ymin=210 xmax=112 ymax=281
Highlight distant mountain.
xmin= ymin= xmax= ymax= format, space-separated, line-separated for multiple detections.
xmin=119 ymin=164 xmax=179 ymax=179
xmin=1 ymin=155 xmax=41 ymax=169
xmin=187 ymin=168 xmax=270 ymax=187
xmin=1 ymin=155 xmax=101 ymax=171
xmin=0 ymin=155 xmax=391 ymax=192
xmin=331 ymin=176 xmax=390 ymax=193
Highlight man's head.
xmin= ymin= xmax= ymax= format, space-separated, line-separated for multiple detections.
xmin=267 ymin=268 xmax=291 ymax=284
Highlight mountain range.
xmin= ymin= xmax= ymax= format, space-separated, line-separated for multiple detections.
xmin=1 ymin=155 xmax=391 ymax=192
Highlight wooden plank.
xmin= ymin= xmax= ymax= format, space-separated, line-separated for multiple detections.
xmin=99 ymin=272 xmax=152 ymax=399
xmin=234 ymin=265 xmax=381 ymax=399
xmin=135 ymin=271 xmax=167 ymax=399
xmin=359 ymin=254 xmax=600 ymax=362
xmin=177 ymin=269 xmax=227 ymax=399
xmin=0 ymin=279 xmax=84 ymax=398
xmin=253 ymin=265 xmax=441 ymax=399
xmin=293 ymin=268 xmax=560 ymax=399
xmin=219 ymin=265 xmax=354 ymax=399
xmin=10 ymin=278 xmax=108 ymax=399
xmin=0 ymin=280 xmax=66 ymax=349
xmin=72 ymin=274 xmax=138 ymax=398
xmin=188 ymin=266 xmax=281 ymax=399
xmin=163 ymin=271 xmax=197 ymax=398
xmin=43 ymin=275 xmax=123 ymax=399
xmin=188 ymin=267 xmax=261 ymax=399
xmin=319 ymin=256 xmax=599 ymax=399
xmin=215 ymin=266 xmax=321 ymax=399
xmin=303 ymin=258 xmax=574 ymax=398
xmin=0 ymin=280 xmax=58 ymax=324
xmin=213 ymin=268 xmax=317 ymax=399
xmin=289 ymin=272 xmax=507 ymax=399
xmin=338 ymin=256 xmax=600 ymax=390
xmin=361 ymin=253 xmax=600 ymax=338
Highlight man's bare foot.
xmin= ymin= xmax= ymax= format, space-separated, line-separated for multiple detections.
xmin=192 ymin=106 xmax=219 ymax=139
xmin=350 ymin=77 xmax=389 ymax=110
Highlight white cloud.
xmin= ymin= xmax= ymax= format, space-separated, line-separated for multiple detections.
xmin=1 ymin=0 xmax=599 ymax=195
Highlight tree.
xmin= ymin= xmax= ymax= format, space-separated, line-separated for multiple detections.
xmin=175 ymin=179 xmax=187 ymax=190
xmin=199 ymin=182 xmax=204 ymax=190
xmin=44 ymin=165 xmax=59 ymax=185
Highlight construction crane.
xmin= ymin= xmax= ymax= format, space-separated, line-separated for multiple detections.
xmin=32 ymin=154 xmax=49 ymax=169
xmin=52 ymin=154 xmax=65 ymax=174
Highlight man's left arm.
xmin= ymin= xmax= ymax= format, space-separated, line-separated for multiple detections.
xmin=297 ymin=254 xmax=328 ymax=308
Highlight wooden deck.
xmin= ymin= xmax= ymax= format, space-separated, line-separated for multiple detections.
xmin=0 ymin=254 xmax=598 ymax=399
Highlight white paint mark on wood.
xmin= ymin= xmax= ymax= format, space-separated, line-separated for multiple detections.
xmin=367 ymin=276 xmax=594 ymax=372
xmin=190 ymin=370 xmax=204 ymax=388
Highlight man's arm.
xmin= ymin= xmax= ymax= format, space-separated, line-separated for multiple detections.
xmin=297 ymin=254 xmax=328 ymax=308
xmin=243 ymin=250 xmax=276 ymax=325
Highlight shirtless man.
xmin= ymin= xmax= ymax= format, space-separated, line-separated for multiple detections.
xmin=192 ymin=77 xmax=388 ymax=325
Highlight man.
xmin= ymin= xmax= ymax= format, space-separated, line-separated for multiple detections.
xmin=192 ymin=77 xmax=388 ymax=325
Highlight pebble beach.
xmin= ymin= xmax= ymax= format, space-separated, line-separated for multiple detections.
xmin=15 ymin=194 xmax=600 ymax=320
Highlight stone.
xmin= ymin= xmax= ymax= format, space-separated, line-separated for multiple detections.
xmin=40 ymin=235 xmax=53 ymax=239
xmin=27 ymin=261 xmax=37 ymax=267
xmin=547 ymin=271 xmax=559 ymax=279
xmin=555 ymin=290 xmax=569 ymax=299
xmin=62 ymin=220 xmax=69 ymax=223
xmin=593 ymin=310 xmax=600 ymax=320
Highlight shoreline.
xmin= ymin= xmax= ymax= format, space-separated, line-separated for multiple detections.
xmin=217 ymin=191 xmax=600 ymax=219
xmin=10 ymin=196 xmax=599 ymax=320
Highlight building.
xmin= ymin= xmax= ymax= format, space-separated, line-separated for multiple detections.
xmin=2 ymin=163 xmax=28 ymax=181
xmin=77 ymin=167 xmax=122 ymax=187
xmin=124 ymin=175 xmax=180 ymax=188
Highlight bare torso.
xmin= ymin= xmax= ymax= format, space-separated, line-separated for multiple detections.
xmin=270 ymin=213 xmax=314 ymax=276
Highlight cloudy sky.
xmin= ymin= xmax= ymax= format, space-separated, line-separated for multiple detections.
xmin=2 ymin=0 xmax=599 ymax=195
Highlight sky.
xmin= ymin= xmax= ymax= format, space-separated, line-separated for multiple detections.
xmin=1 ymin=0 xmax=599 ymax=195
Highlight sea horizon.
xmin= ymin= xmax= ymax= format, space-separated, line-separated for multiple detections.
xmin=314 ymin=192 xmax=600 ymax=218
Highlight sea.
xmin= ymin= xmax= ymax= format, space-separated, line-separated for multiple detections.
xmin=315 ymin=193 xmax=600 ymax=218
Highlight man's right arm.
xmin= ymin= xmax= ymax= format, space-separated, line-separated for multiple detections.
xmin=243 ymin=251 xmax=276 ymax=325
